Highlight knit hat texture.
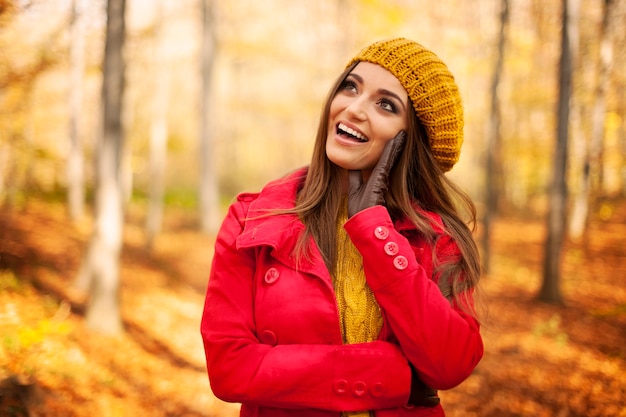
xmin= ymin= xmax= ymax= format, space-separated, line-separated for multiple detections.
xmin=347 ymin=38 xmax=464 ymax=172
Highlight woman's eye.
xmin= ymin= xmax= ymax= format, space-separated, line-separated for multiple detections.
xmin=378 ymin=99 xmax=396 ymax=113
xmin=341 ymin=80 xmax=358 ymax=93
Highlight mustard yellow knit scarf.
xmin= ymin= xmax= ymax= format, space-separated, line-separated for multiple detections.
xmin=333 ymin=200 xmax=383 ymax=417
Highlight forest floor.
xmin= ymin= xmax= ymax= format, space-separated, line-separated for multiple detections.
xmin=0 ymin=198 xmax=624 ymax=417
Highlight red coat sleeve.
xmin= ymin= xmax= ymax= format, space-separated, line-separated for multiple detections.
xmin=200 ymin=199 xmax=412 ymax=411
xmin=344 ymin=206 xmax=483 ymax=390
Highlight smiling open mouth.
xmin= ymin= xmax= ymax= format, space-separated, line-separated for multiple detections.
xmin=337 ymin=123 xmax=368 ymax=142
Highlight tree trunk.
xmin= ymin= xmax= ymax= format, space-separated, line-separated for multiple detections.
xmin=0 ymin=141 xmax=7 ymax=202
xmin=198 ymin=0 xmax=220 ymax=234
xmin=617 ymin=85 xmax=626 ymax=197
xmin=67 ymin=0 xmax=87 ymax=222
xmin=590 ymin=0 xmax=616 ymax=197
xmin=539 ymin=0 xmax=579 ymax=304
xmin=569 ymin=0 xmax=615 ymax=239
xmin=568 ymin=105 xmax=589 ymax=241
xmin=145 ymin=0 xmax=170 ymax=251
xmin=481 ymin=0 xmax=509 ymax=275
xmin=76 ymin=0 xmax=126 ymax=335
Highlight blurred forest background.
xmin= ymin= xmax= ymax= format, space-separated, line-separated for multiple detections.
xmin=1 ymin=0 xmax=625 ymax=416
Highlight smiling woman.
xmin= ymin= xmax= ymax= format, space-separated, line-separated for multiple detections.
xmin=200 ymin=38 xmax=483 ymax=417
xmin=326 ymin=62 xmax=408 ymax=176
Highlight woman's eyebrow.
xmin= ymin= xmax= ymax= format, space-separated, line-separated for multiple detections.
xmin=379 ymin=88 xmax=407 ymax=111
xmin=348 ymin=73 xmax=363 ymax=84
xmin=348 ymin=72 xmax=407 ymax=111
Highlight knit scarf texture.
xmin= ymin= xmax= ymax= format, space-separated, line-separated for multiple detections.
xmin=333 ymin=200 xmax=383 ymax=417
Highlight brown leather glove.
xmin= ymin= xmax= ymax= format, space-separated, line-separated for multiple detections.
xmin=348 ymin=131 xmax=406 ymax=218
xmin=408 ymin=363 xmax=440 ymax=408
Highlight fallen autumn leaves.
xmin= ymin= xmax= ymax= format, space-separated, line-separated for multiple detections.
xmin=1 ymin=200 xmax=624 ymax=416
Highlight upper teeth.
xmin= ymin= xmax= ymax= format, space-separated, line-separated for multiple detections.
xmin=338 ymin=123 xmax=366 ymax=141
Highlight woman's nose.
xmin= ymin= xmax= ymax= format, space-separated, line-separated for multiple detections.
xmin=345 ymin=97 xmax=368 ymax=121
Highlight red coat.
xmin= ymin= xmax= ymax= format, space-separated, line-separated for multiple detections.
xmin=201 ymin=168 xmax=483 ymax=417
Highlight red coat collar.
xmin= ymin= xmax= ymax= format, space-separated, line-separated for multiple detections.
xmin=236 ymin=167 xmax=308 ymax=249
xmin=235 ymin=168 xmax=329 ymax=277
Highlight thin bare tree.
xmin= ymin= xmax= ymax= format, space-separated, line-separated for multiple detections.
xmin=539 ymin=0 xmax=580 ymax=304
xmin=66 ymin=0 xmax=88 ymax=222
xmin=198 ymin=0 xmax=220 ymax=234
xmin=75 ymin=0 xmax=126 ymax=334
xmin=620 ymin=83 xmax=626 ymax=197
xmin=481 ymin=0 xmax=509 ymax=274
xmin=569 ymin=0 xmax=617 ymax=239
xmin=145 ymin=0 xmax=171 ymax=250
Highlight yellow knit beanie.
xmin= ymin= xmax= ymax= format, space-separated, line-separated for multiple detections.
xmin=347 ymin=38 xmax=464 ymax=172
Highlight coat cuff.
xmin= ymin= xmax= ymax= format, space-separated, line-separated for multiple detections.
xmin=330 ymin=342 xmax=411 ymax=411
xmin=344 ymin=206 xmax=418 ymax=292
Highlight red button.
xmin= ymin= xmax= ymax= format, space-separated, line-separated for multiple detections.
xmin=370 ymin=382 xmax=385 ymax=397
xmin=264 ymin=267 xmax=279 ymax=284
xmin=374 ymin=226 xmax=389 ymax=240
xmin=384 ymin=241 xmax=399 ymax=256
xmin=393 ymin=255 xmax=408 ymax=270
xmin=333 ymin=379 xmax=349 ymax=395
xmin=352 ymin=381 xmax=367 ymax=397
xmin=259 ymin=330 xmax=277 ymax=345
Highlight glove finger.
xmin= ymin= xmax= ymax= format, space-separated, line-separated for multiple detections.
xmin=348 ymin=170 xmax=364 ymax=217
xmin=369 ymin=130 xmax=406 ymax=188
xmin=348 ymin=169 xmax=363 ymax=195
xmin=387 ymin=130 xmax=407 ymax=167
xmin=379 ymin=130 xmax=406 ymax=173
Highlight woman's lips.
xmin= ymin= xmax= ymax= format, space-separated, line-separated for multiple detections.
xmin=337 ymin=122 xmax=368 ymax=142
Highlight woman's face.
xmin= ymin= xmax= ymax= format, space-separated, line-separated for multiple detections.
xmin=326 ymin=62 xmax=408 ymax=177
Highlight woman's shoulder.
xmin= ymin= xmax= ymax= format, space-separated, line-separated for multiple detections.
xmin=262 ymin=167 xmax=308 ymax=193
xmin=396 ymin=204 xmax=446 ymax=236
xmin=237 ymin=167 xmax=308 ymax=198
xmin=227 ymin=166 xmax=308 ymax=220
xmin=416 ymin=207 xmax=445 ymax=231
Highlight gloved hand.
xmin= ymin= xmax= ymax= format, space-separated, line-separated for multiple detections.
xmin=408 ymin=362 xmax=440 ymax=408
xmin=348 ymin=131 xmax=406 ymax=217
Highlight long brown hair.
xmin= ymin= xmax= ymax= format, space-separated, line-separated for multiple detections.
xmin=292 ymin=63 xmax=481 ymax=318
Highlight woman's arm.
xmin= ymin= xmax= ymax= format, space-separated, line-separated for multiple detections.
xmin=344 ymin=205 xmax=483 ymax=390
xmin=200 ymin=199 xmax=412 ymax=411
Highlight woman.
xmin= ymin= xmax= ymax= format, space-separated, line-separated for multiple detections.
xmin=201 ymin=38 xmax=483 ymax=417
